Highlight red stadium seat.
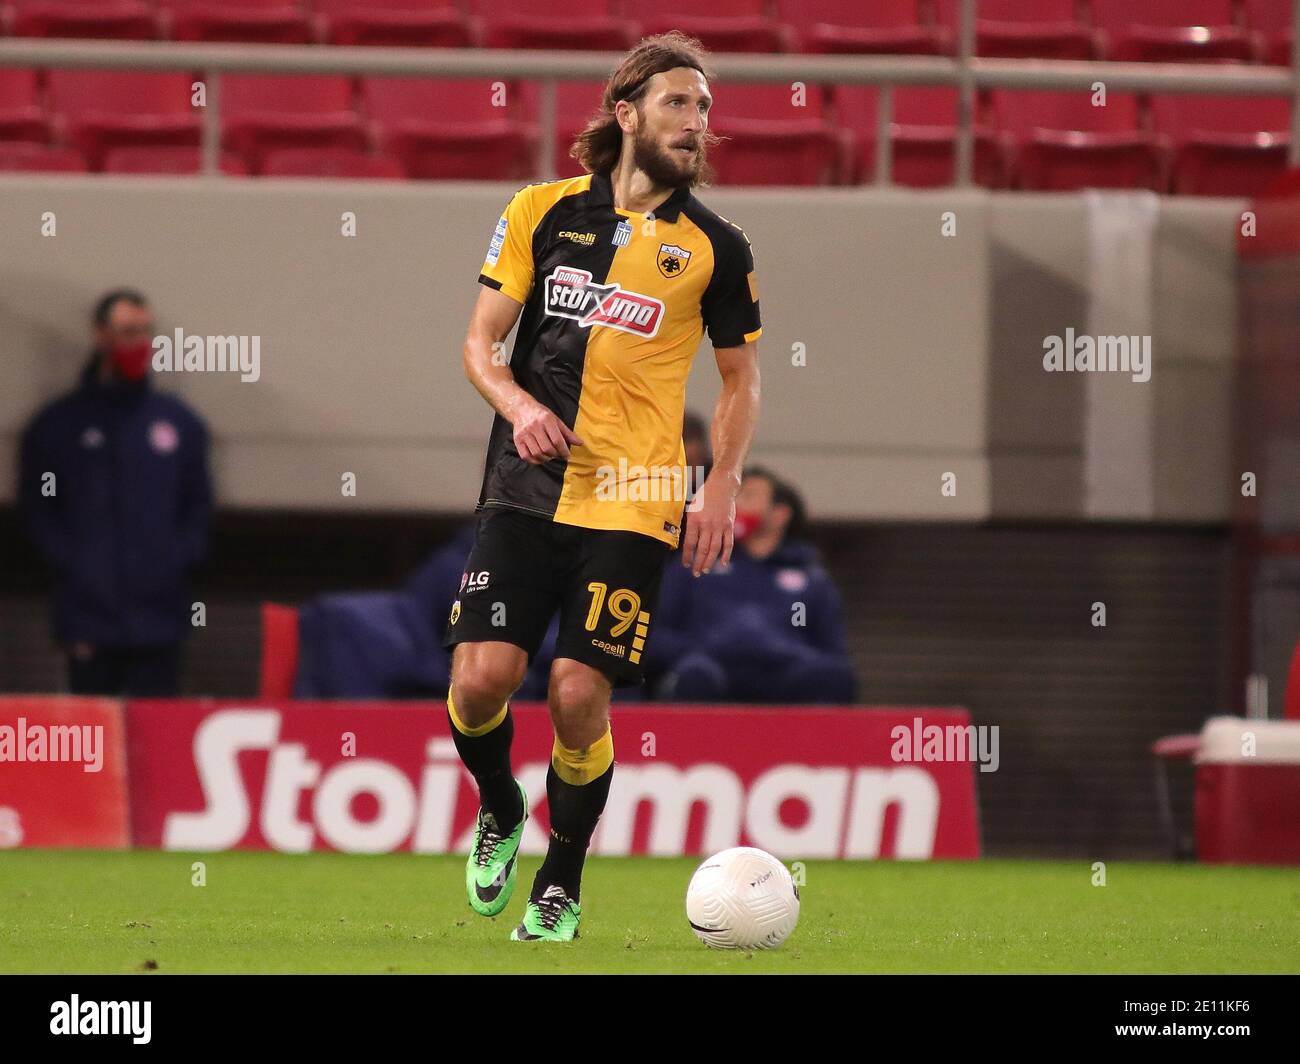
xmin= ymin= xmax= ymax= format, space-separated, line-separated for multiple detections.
xmin=46 ymin=70 xmax=200 ymax=171
xmin=9 ymin=0 xmax=160 ymax=40
xmin=0 ymin=68 xmax=49 ymax=143
xmin=629 ymin=0 xmax=793 ymax=54
xmin=1153 ymin=94 xmax=1292 ymax=196
xmin=935 ymin=0 xmax=1100 ymax=59
xmin=517 ymin=79 xmax=611 ymax=179
xmin=313 ymin=0 xmax=472 ymax=48
xmin=365 ymin=78 xmax=537 ymax=180
xmin=1091 ymin=0 xmax=1261 ymax=63
xmin=0 ymin=141 xmax=86 ymax=172
xmin=473 ymin=0 xmax=636 ymax=52
xmin=102 ymin=145 xmax=249 ymax=175
xmin=162 ymin=0 xmax=315 ymax=45
xmin=261 ymin=147 xmax=405 ymax=179
xmin=1245 ymin=3 xmax=1294 ymax=62
xmin=835 ymin=85 xmax=1006 ymax=188
xmin=706 ymin=82 xmax=841 ymax=185
xmin=778 ymin=0 xmax=947 ymax=56
xmin=221 ymin=75 xmax=366 ymax=174
xmin=259 ymin=603 xmax=300 ymax=701
xmin=993 ymin=89 xmax=1165 ymax=191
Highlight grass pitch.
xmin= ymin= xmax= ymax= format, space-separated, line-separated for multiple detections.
xmin=0 ymin=850 xmax=1296 ymax=974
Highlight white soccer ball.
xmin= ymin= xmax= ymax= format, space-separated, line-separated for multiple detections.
xmin=685 ymin=846 xmax=800 ymax=950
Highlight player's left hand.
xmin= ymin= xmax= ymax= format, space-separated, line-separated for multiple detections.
xmin=681 ymin=474 xmax=735 ymax=577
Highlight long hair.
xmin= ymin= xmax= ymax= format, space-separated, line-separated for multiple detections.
xmin=570 ymin=31 xmax=719 ymax=186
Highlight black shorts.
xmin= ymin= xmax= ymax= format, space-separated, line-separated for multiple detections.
xmin=442 ymin=507 xmax=671 ymax=686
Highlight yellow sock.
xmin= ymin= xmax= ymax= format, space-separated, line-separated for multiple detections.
xmin=447 ymin=688 xmax=508 ymax=737
xmin=551 ymin=726 xmax=614 ymax=786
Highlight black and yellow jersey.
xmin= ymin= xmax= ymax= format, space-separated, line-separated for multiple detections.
xmin=475 ymin=169 xmax=761 ymax=548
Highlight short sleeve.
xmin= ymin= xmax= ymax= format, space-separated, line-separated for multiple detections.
xmin=478 ymin=187 xmax=535 ymax=304
xmin=701 ymin=226 xmax=762 ymax=349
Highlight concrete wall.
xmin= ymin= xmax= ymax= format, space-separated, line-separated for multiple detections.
xmin=0 ymin=176 xmax=1241 ymax=521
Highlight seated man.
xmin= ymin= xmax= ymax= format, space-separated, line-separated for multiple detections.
xmin=647 ymin=466 xmax=856 ymax=704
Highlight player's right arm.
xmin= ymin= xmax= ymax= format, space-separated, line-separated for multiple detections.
xmin=463 ymin=187 xmax=583 ymax=466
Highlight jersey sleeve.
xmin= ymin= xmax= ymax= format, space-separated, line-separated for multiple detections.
xmin=700 ymin=225 xmax=762 ymax=349
xmin=477 ymin=186 xmax=536 ymax=304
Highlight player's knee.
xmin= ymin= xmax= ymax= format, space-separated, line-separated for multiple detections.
xmin=547 ymin=659 xmax=611 ymax=744
xmin=450 ymin=643 xmax=526 ymax=723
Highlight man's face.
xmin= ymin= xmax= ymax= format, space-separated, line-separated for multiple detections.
xmin=96 ymin=299 xmax=154 ymax=354
xmin=737 ymin=474 xmax=775 ymax=528
xmin=625 ymin=67 xmax=711 ymax=189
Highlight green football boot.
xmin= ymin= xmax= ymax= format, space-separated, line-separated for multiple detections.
xmin=465 ymin=782 xmax=526 ymax=917
xmin=510 ymin=884 xmax=581 ymax=942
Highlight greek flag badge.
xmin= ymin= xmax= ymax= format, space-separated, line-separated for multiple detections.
xmin=612 ymin=220 xmax=632 ymax=247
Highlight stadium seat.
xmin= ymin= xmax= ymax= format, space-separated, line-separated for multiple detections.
xmin=1153 ymin=94 xmax=1292 ymax=196
xmin=1091 ymin=0 xmax=1261 ymax=63
xmin=162 ymin=0 xmax=315 ymax=45
xmin=993 ymin=90 xmax=1165 ymax=191
xmin=629 ymin=0 xmax=794 ymax=54
xmin=259 ymin=603 xmax=300 ymax=700
xmin=473 ymin=0 xmax=636 ymax=52
xmin=314 ymin=0 xmax=473 ymax=48
xmin=102 ymin=145 xmax=249 ymax=175
xmin=221 ymin=75 xmax=367 ymax=174
xmin=705 ymin=82 xmax=841 ymax=185
xmin=0 ymin=68 xmax=49 ymax=144
xmin=935 ymin=0 xmax=1100 ymax=60
xmin=8 ymin=0 xmax=160 ymax=40
xmin=1247 ymin=0 xmax=1294 ymax=63
xmin=46 ymin=70 xmax=201 ymax=171
xmin=365 ymin=77 xmax=537 ymax=180
xmin=835 ymin=85 xmax=1006 ymax=188
xmin=0 ymin=141 xmax=86 ymax=172
xmin=261 ymin=146 xmax=405 ymax=179
xmin=517 ymin=79 xmax=610 ymax=179
xmin=778 ymin=0 xmax=948 ymax=56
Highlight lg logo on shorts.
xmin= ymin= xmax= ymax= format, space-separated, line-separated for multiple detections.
xmin=460 ymin=570 xmax=490 ymax=594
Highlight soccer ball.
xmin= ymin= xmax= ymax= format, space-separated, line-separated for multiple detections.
xmin=685 ymin=846 xmax=800 ymax=950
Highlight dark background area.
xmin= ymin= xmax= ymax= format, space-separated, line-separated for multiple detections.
xmin=0 ymin=508 xmax=1228 ymax=861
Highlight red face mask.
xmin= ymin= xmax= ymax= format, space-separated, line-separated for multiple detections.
xmin=110 ymin=340 xmax=152 ymax=382
xmin=733 ymin=509 xmax=763 ymax=542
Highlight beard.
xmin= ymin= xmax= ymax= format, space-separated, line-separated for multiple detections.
xmin=631 ymin=127 xmax=703 ymax=189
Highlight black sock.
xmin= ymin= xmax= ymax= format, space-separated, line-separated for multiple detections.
xmin=534 ymin=761 xmax=613 ymax=903
xmin=448 ymin=706 xmax=523 ymax=831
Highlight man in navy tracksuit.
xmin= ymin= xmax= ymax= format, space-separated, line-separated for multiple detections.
xmin=19 ymin=289 xmax=212 ymax=696
xmin=646 ymin=467 xmax=857 ymax=704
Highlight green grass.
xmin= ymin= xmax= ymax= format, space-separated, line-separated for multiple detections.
xmin=0 ymin=850 xmax=1296 ymax=974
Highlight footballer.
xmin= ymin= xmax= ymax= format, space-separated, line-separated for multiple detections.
xmin=443 ymin=31 xmax=762 ymax=941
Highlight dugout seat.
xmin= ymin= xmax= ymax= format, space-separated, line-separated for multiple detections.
xmin=259 ymin=603 xmax=300 ymax=700
xmin=46 ymin=70 xmax=200 ymax=171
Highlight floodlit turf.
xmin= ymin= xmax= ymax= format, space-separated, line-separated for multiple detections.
xmin=0 ymin=850 xmax=1296 ymax=974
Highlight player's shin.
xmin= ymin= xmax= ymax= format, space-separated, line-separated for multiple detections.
xmin=446 ymin=689 xmax=523 ymax=830
xmin=534 ymin=727 xmax=614 ymax=902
